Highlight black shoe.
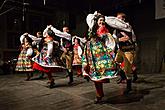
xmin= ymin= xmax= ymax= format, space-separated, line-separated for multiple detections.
xmin=25 ymin=78 xmax=30 ymax=81
xmin=65 ymin=75 xmax=69 ymax=77
xmin=84 ymin=76 xmax=90 ymax=82
xmin=68 ymin=80 xmax=73 ymax=85
xmin=132 ymin=74 xmax=138 ymax=83
xmin=49 ymin=82 xmax=55 ymax=88
xmin=94 ymin=97 xmax=103 ymax=104
xmin=68 ymin=71 xmax=73 ymax=85
xmin=116 ymin=78 xmax=122 ymax=84
xmin=123 ymin=88 xmax=132 ymax=95
xmin=25 ymin=75 xmax=31 ymax=81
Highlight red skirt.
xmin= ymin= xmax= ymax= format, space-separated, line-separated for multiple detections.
xmin=33 ymin=62 xmax=64 ymax=73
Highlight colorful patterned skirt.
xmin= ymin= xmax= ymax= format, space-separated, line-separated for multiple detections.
xmin=82 ymin=39 xmax=117 ymax=81
xmin=15 ymin=49 xmax=33 ymax=72
xmin=32 ymin=47 xmax=66 ymax=73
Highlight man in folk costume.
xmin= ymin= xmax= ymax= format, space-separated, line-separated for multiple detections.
xmin=48 ymin=25 xmax=74 ymax=85
xmin=113 ymin=12 xmax=138 ymax=94
xmin=60 ymin=26 xmax=74 ymax=85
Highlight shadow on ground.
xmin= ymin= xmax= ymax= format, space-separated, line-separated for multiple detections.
xmin=105 ymin=83 xmax=164 ymax=104
xmin=104 ymin=89 xmax=149 ymax=104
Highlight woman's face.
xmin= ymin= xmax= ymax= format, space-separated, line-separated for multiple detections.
xmin=24 ymin=38 xmax=29 ymax=44
xmin=97 ymin=17 xmax=105 ymax=27
xmin=74 ymin=38 xmax=79 ymax=44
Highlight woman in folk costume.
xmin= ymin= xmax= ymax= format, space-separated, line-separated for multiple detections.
xmin=82 ymin=11 xmax=117 ymax=103
xmin=72 ymin=36 xmax=84 ymax=76
xmin=15 ymin=33 xmax=34 ymax=81
xmin=48 ymin=25 xmax=73 ymax=85
xmin=27 ymin=32 xmax=46 ymax=79
xmin=32 ymin=25 xmax=72 ymax=88
xmin=32 ymin=26 xmax=65 ymax=88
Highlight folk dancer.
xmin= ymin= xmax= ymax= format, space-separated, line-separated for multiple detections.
xmin=32 ymin=26 xmax=67 ymax=88
xmin=82 ymin=11 xmax=117 ymax=103
xmin=15 ymin=33 xmax=34 ymax=81
xmin=113 ymin=12 xmax=138 ymax=94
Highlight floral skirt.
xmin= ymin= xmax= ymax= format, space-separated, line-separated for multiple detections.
xmin=82 ymin=41 xmax=117 ymax=81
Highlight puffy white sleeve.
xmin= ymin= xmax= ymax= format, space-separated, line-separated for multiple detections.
xmin=26 ymin=48 xmax=33 ymax=57
xmin=80 ymin=37 xmax=87 ymax=44
xmin=28 ymin=34 xmax=37 ymax=40
xmin=46 ymin=41 xmax=53 ymax=57
xmin=131 ymin=29 xmax=136 ymax=42
xmin=20 ymin=35 xmax=25 ymax=44
xmin=43 ymin=26 xmax=50 ymax=37
xmin=105 ymin=16 xmax=132 ymax=32
xmin=50 ymin=26 xmax=71 ymax=40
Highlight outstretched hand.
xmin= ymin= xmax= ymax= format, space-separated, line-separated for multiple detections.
xmin=47 ymin=25 xmax=52 ymax=28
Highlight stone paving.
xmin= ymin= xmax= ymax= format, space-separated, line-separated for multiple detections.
xmin=0 ymin=71 xmax=165 ymax=110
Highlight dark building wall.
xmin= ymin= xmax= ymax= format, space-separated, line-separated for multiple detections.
xmin=0 ymin=15 xmax=7 ymax=59
xmin=130 ymin=0 xmax=165 ymax=73
xmin=0 ymin=6 xmax=71 ymax=61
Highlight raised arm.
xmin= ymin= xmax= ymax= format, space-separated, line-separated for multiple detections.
xmin=50 ymin=26 xmax=71 ymax=40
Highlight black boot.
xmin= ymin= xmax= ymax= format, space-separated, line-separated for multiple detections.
xmin=48 ymin=79 xmax=55 ymax=89
xmin=94 ymin=97 xmax=103 ymax=104
xmin=25 ymin=73 xmax=31 ymax=81
xmin=84 ymin=76 xmax=90 ymax=82
xmin=132 ymin=73 xmax=138 ymax=83
xmin=117 ymin=70 xmax=127 ymax=84
xmin=124 ymin=79 xmax=132 ymax=94
xmin=68 ymin=71 xmax=73 ymax=85
xmin=30 ymin=73 xmax=33 ymax=77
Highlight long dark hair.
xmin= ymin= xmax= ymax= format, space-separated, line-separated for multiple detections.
xmin=23 ymin=35 xmax=33 ymax=45
xmin=92 ymin=14 xmax=105 ymax=33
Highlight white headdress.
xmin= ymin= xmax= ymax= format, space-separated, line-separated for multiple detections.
xmin=86 ymin=11 xmax=98 ymax=31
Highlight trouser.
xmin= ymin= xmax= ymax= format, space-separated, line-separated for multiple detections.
xmin=61 ymin=51 xmax=73 ymax=83
xmin=115 ymin=50 xmax=136 ymax=79
xmin=60 ymin=51 xmax=73 ymax=72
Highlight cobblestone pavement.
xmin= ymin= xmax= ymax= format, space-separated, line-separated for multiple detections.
xmin=0 ymin=71 xmax=165 ymax=110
